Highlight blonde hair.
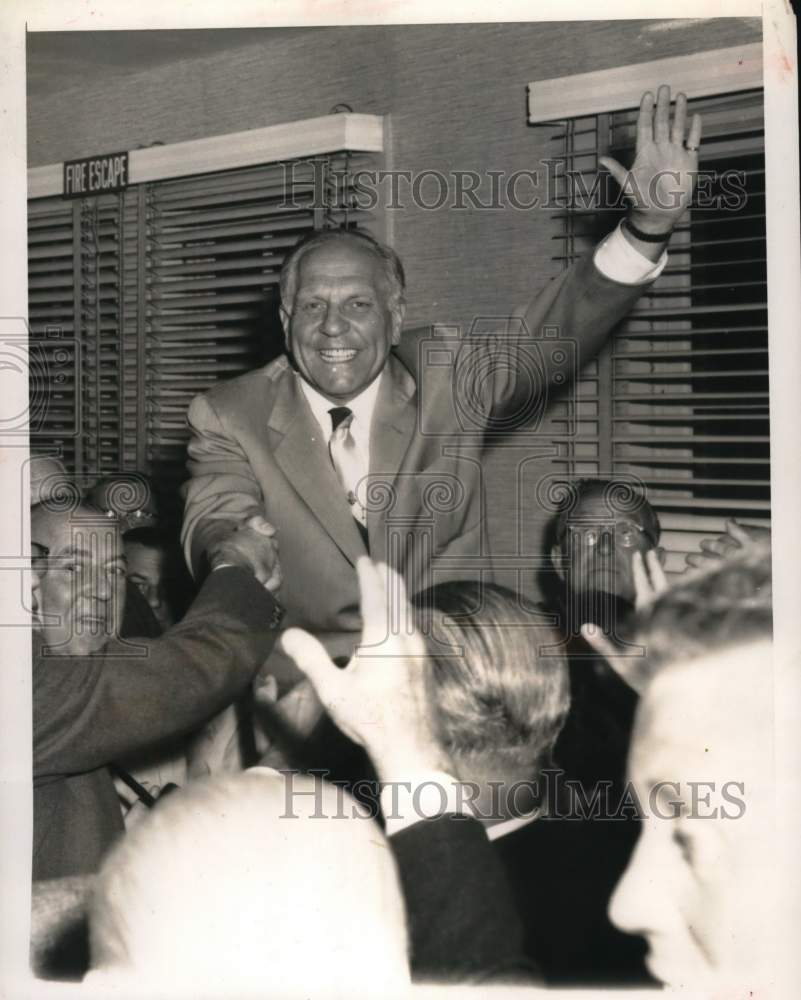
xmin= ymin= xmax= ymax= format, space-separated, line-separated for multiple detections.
xmin=413 ymin=581 xmax=569 ymax=782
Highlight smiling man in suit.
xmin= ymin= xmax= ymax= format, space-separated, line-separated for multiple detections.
xmin=182 ymin=86 xmax=702 ymax=693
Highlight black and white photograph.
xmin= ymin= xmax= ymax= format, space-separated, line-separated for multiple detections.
xmin=1 ymin=1 xmax=799 ymax=996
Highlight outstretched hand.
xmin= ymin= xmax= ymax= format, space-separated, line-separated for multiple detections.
xmin=600 ymin=84 xmax=702 ymax=237
xmin=580 ymin=549 xmax=669 ymax=694
xmin=685 ymin=519 xmax=771 ymax=570
xmin=281 ymin=558 xmax=448 ymax=780
xmin=633 ymin=549 xmax=669 ymax=610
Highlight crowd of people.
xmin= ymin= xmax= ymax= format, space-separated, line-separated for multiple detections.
xmin=27 ymin=84 xmax=785 ymax=995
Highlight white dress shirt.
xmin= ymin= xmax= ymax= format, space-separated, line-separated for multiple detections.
xmin=299 ymin=371 xmax=382 ymax=459
xmin=594 ymin=220 xmax=667 ymax=284
xmin=298 ymin=371 xmax=383 ymax=519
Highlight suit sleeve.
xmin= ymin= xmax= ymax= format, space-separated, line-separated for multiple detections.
xmin=390 ymin=815 xmax=538 ymax=983
xmin=490 ymin=254 xmax=650 ymax=417
xmin=393 ymin=253 xmax=650 ymax=422
xmin=181 ymin=392 xmax=265 ymax=576
xmin=33 ymin=568 xmax=282 ymax=780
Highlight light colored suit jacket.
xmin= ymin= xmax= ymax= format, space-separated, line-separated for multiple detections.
xmin=182 ymin=255 xmax=648 ymax=685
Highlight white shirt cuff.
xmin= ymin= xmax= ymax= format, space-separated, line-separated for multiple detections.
xmin=593 ymin=220 xmax=667 ymax=285
xmin=380 ymin=771 xmax=476 ymax=837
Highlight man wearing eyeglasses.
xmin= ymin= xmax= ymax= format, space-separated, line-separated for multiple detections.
xmin=30 ymin=499 xmax=283 ymax=880
xmin=550 ymin=479 xmax=664 ymax=623
xmin=547 ymin=479 xmax=664 ymax=798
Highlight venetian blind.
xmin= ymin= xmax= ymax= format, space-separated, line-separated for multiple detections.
xmin=546 ymin=89 xmax=769 ymax=573
xmin=27 ymin=151 xmax=376 ymax=516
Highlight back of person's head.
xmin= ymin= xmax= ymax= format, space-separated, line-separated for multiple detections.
xmin=86 ymin=771 xmax=409 ymax=997
xmin=29 ymin=455 xmax=73 ymax=507
xmin=630 ymin=537 xmax=772 ymax=687
xmin=413 ymin=581 xmax=569 ymax=793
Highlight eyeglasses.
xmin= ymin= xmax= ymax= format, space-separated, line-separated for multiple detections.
xmin=561 ymin=522 xmax=654 ymax=550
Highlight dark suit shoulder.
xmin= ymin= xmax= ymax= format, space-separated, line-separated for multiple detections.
xmin=391 ymin=816 xmax=533 ymax=983
xmin=493 ymin=817 xmax=649 ymax=986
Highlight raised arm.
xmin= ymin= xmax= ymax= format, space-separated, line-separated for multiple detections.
xmin=454 ymin=86 xmax=702 ymax=419
xmin=281 ymin=559 xmax=531 ymax=982
xmin=521 ymin=84 xmax=700 ymax=364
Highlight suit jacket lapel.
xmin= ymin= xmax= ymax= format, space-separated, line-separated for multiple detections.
xmin=368 ymin=356 xmax=417 ymax=564
xmin=268 ymin=371 xmax=366 ymax=567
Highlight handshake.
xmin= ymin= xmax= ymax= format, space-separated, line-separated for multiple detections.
xmin=207 ymin=515 xmax=282 ymax=594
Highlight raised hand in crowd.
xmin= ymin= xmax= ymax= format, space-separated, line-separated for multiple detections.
xmin=601 ymin=84 xmax=702 ymax=251
xmin=632 ymin=548 xmax=669 ymax=609
xmin=281 ymin=558 xmax=450 ymax=782
xmin=207 ymin=514 xmax=282 ymax=593
xmin=579 ymin=549 xmax=668 ymax=695
xmin=685 ymin=518 xmax=771 ymax=570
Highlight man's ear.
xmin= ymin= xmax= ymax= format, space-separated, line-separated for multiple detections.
xmin=391 ymin=301 xmax=407 ymax=345
xmin=551 ymin=544 xmax=565 ymax=582
xmin=279 ymin=304 xmax=291 ymax=343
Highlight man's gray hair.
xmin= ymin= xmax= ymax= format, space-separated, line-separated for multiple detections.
xmin=279 ymin=228 xmax=406 ymax=313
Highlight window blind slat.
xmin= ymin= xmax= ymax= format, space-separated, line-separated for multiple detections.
xmin=546 ymin=88 xmax=770 ymax=543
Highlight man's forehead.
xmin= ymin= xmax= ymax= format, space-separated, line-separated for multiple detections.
xmin=631 ymin=641 xmax=772 ymax=777
xmin=126 ymin=542 xmax=164 ymax=569
xmin=297 ymin=242 xmax=384 ymax=285
xmin=32 ymin=506 xmax=123 ymax=553
xmin=570 ymin=492 xmax=649 ymax=526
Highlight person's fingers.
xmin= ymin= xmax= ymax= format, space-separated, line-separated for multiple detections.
xmin=671 ymin=91 xmax=687 ymax=145
xmin=580 ymin=624 xmax=646 ymax=694
xmin=598 ymin=156 xmax=629 ymax=191
xmin=636 ymin=90 xmax=654 ymax=148
xmin=700 ymin=537 xmax=733 ymax=557
xmin=245 ymin=514 xmax=276 ymax=536
xmin=281 ymin=628 xmax=339 ymax=701
xmin=254 ymin=674 xmax=279 ymax=704
xmin=686 ymin=552 xmax=715 ymax=569
xmin=654 ymin=83 xmax=671 ymax=143
xmin=263 ymin=556 xmax=283 ymax=592
xmin=645 ymin=548 xmax=669 ymax=594
xmin=379 ymin=561 xmax=417 ymax=637
xmin=355 ymin=557 xmax=390 ymax=648
xmin=632 ymin=550 xmax=650 ymax=607
xmin=687 ymin=113 xmax=702 ymax=152
xmin=726 ymin=519 xmax=752 ymax=546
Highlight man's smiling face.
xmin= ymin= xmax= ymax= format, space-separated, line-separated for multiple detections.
xmin=281 ymin=241 xmax=404 ymax=403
